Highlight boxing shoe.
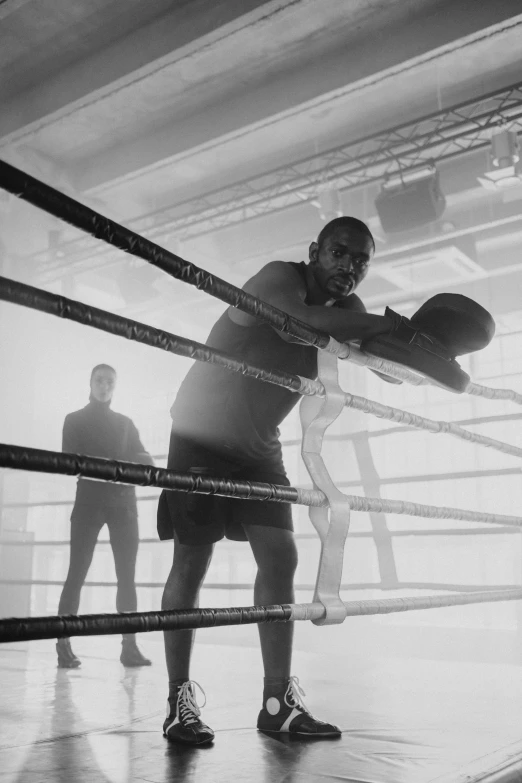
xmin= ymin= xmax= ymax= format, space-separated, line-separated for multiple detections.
xmin=120 ymin=637 xmax=152 ymax=667
xmin=163 ymin=680 xmax=215 ymax=745
xmin=257 ymin=676 xmax=341 ymax=737
xmin=56 ymin=637 xmax=81 ymax=669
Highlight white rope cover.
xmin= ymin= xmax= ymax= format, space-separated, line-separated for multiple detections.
xmin=293 ymin=486 xmax=522 ymax=527
xmin=324 ymin=337 xmax=522 ymax=404
xmin=290 ymin=587 xmax=522 ymax=622
xmin=295 ymin=378 xmax=522 ymax=460
xmin=342 ymin=494 xmax=522 ymax=527
xmin=343 ymin=392 xmax=522 ymax=459
xmin=325 ymin=337 xmax=426 ymax=385
xmin=467 ymin=381 xmax=522 ymax=405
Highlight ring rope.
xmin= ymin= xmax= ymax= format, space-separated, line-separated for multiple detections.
xmin=1 ymin=579 xmax=518 ymax=592
xmin=2 ymin=164 xmax=522 ymax=638
xmin=2 ymin=444 xmax=522 ymax=527
xmin=0 ymin=160 xmax=328 ymax=348
xmin=466 ymin=381 xmax=522 ymax=403
xmin=0 ymin=527 xmax=519 ymax=548
xmin=0 ymin=276 xmax=308 ymax=395
xmin=2 ymin=277 xmax=522 ymax=463
xmin=290 ymin=587 xmax=522 ymax=622
xmin=0 ymin=443 xmax=312 ymax=503
xmin=338 ymin=341 xmax=522 ymax=402
xmin=343 ymin=392 xmax=522 ymax=459
xmin=1 ymin=160 xmax=520 ymax=403
xmin=341 ymin=493 xmax=522 ymax=527
xmin=1 ymin=589 xmax=522 ymax=643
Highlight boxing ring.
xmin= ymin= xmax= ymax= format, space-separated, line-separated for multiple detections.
xmin=2 ymin=159 xmax=522 ymax=781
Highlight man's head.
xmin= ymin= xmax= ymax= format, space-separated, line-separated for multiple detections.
xmin=90 ymin=364 xmax=116 ymax=403
xmin=308 ymin=216 xmax=374 ymax=301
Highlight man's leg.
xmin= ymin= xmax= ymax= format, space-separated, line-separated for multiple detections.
xmin=161 ymin=538 xmax=215 ymax=745
xmin=109 ymin=509 xmax=151 ymax=666
xmin=245 ymin=524 xmax=341 ymax=737
xmin=58 ymin=510 xmax=101 ymax=615
xmin=158 ymin=432 xmax=233 ymax=743
xmin=57 ymin=508 xmax=101 ymax=667
xmin=108 ymin=509 xmax=138 ymax=614
xmin=161 ymin=539 xmax=214 ymax=682
xmin=243 ymin=525 xmax=298 ymax=678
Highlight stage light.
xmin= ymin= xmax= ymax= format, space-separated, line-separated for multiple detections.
xmin=478 ymin=129 xmax=522 ymax=190
xmin=375 ymin=165 xmax=446 ymax=233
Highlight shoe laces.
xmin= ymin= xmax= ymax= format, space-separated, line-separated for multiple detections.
xmin=284 ymin=676 xmax=312 ymax=716
xmin=176 ymin=680 xmax=207 ymax=726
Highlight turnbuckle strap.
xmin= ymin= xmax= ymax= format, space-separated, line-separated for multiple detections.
xmin=299 ymin=351 xmax=350 ymax=625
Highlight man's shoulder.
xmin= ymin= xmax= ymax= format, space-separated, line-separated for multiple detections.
xmin=64 ymin=407 xmax=88 ymax=423
xmin=259 ymin=259 xmax=303 ymax=276
xmin=252 ymin=259 xmax=306 ymax=292
xmin=64 ymin=407 xmax=132 ymax=424
xmin=111 ymin=411 xmax=137 ymax=432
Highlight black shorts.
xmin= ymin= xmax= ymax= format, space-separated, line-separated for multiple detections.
xmin=157 ymin=433 xmax=293 ymax=545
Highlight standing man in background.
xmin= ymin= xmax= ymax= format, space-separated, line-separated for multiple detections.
xmin=56 ymin=363 xmax=154 ymax=669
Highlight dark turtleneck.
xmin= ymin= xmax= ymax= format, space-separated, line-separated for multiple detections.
xmin=63 ymin=397 xmax=148 ymax=506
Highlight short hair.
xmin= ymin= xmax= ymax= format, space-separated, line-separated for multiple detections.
xmin=90 ymin=363 xmax=116 ymax=381
xmin=317 ymin=216 xmax=375 ymax=251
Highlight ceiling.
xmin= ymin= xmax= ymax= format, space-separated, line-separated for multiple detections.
xmin=1 ymin=0 xmax=522 ymax=335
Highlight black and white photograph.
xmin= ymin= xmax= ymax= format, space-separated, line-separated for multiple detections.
xmin=1 ymin=1 xmax=522 ymax=780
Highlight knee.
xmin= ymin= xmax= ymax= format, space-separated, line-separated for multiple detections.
xmin=258 ymin=546 xmax=298 ymax=585
xmin=170 ymin=545 xmax=213 ymax=590
xmin=174 ymin=561 xmax=207 ymax=590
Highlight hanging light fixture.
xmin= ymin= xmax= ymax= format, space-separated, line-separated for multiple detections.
xmin=478 ymin=128 xmax=522 ymax=190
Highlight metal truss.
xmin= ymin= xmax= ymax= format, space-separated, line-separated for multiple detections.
xmin=33 ymin=81 xmax=522 ymax=279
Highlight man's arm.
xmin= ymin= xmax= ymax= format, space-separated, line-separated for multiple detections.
xmin=229 ymin=261 xmax=391 ymax=344
xmin=62 ymin=414 xmax=82 ymax=453
xmin=126 ymin=421 xmax=155 ymax=466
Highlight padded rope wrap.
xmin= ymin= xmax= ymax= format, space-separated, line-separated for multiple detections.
xmin=467 ymin=381 xmax=522 ymax=405
xmin=289 ymin=588 xmax=522 ymax=621
xmin=344 ymin=392 xmax=522 ymax=459
xmin=297 ymin=375 xmax=325 ymax=397
xmin=0 ymin=160 xmax=328 ymax=349
xmin=349 ymin=342 xmax=522 ymax=403
xmin=0 ymin=444 xmax=306 ymax=504
xmin=324 ymin=336 xmax=351 ymax=359
xmin=0 ymin=604 xmax=295 ymax=643
xmin=343 ymin=493 xmax=522 ymax=527
xmin=0 ymin=277 xmax=304 ymax=394
xmin=2 ymin=444 xmax=521 ymax=523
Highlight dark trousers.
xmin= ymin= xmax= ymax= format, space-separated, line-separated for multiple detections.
xmin=58 ymin=503 xmax=139 ymax=616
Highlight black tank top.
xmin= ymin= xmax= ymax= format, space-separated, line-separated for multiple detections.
xmin=170 ymin=261 xmax=318 ymax=460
